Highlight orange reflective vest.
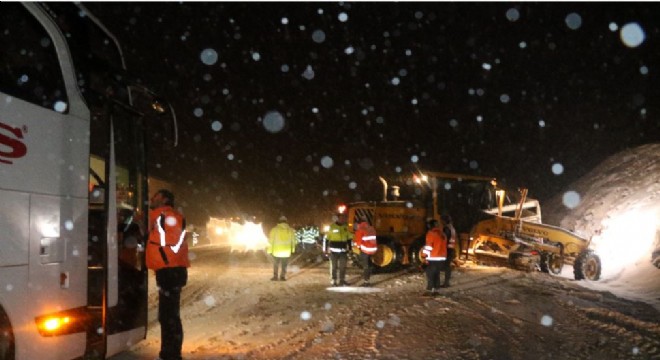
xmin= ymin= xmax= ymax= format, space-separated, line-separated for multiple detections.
xmin=354 ymin=222 xmax=377 ymax=255
xmin=422 ymin=227 xmax=447 ymax=261
xmin=146 ymin=206 xmax=190 ymax=271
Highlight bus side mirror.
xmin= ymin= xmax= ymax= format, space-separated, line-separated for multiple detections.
xmin=127 ymin=85 xmax=179 ymax=147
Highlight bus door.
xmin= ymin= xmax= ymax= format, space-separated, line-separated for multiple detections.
xmin=88 ymin=102 xmax=149 ymax=358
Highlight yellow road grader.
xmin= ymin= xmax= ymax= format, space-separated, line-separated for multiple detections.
xmin=469 ymin=188 xmax=602 ymax=280
xmin=339 ymin=171 xmax=602 ymax=281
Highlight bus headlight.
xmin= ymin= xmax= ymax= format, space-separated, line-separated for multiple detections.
xmin=42 ymin=316 xmax=71 ymax=331
xmin=35 ymin=307 xmax=87 ymax=336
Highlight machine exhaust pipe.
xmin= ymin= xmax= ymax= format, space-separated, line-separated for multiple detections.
xmin=379 ymin=176 xmax=388 ymax=202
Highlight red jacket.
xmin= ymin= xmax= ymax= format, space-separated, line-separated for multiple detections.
xmin=354 ymin=222 xmax=377 ymax=255
xmin=422 ymin=227 xmax=447 ymax=261
xmin=146 ymin=206 xmax=190 ymax=270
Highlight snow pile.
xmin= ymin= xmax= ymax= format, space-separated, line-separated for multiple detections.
xmin=544 ymin=143 xmax=660 ymax=309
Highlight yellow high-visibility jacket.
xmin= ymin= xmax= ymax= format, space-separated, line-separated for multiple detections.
xmin=323 ymin=223 xmax=353 ymax=253
xmin=268 ymin=222 xmax=296 ymax=258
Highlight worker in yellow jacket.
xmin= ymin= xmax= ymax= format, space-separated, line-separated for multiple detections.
xmin=323 ymin=213 xmax=353 ymax=286
xmin=268 ymin=215 xmax=296 ymax=281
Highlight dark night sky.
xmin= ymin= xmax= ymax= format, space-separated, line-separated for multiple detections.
xmin=84 ymin=2 xmax=659 ymax=227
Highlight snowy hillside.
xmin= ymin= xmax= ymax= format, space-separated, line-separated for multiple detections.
xmin=543 ymin=143 xmax=660 ymax=309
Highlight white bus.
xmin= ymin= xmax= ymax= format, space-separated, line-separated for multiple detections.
xmin=0 ymin=3 xmax=176 ymax=359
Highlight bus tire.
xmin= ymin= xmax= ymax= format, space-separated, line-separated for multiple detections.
xmin=0 ymin=307 xmax=14 ymax=360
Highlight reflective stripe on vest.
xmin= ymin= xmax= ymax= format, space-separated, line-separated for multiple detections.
xmin=156 ymin=214 xmax=187 ymax=254
xmin=423 ymin=245 xmax=447 ymax=261
xmin=297 ymin=227 xmax=319 ymax=244
xmin=360 ymin=235 xmax=377 ymax=254
xmin=324 ymin=224 xmax=350 ymax=252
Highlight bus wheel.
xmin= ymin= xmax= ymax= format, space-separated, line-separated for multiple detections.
xmin=0 ymin=309 xmax=15 ymax=360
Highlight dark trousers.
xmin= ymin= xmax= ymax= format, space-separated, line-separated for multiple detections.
xmin=300 ymin=242 xmax=316 ymax=251
xmin=445 ymin=249 xmax=455 ymax=285
xmin=360 ymin=252 xmax=372 ymax=281
xmin=425 ymin=260 xmax=445 ymax=290
xmin=273 ymin=256 xmax=289 ymax=278
xmin=329 ymin=252 xmax=348 ymax=282
xmin=155 ymin=267 xmax=188 ymax=360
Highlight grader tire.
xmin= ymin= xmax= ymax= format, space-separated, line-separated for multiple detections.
xmin=547 ymin=254 xmax=564 ymax=275
xmin=0 ymin=308 xmax=14 ymax=360
xmin=574 ymin=251 xmax=601 ymax=281
xmin=408 ymin=237 xmax=426 ymax=267
xmin=539 ymin=253 xmax=550 ymax=273
xmin=371 ymin=243 xmax=400 ymax=272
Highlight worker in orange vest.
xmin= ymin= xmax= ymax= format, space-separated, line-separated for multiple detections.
xmin=354 ymin=220 xmax=378 ymax=287
xmin=146 ymin=189 xmax=189 ymax=360
xmin=421 ymin=219 xmax=448 ymax=296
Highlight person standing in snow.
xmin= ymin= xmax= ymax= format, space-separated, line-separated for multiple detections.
xmin=323 ymin=213 xmax=353 ymax=286
xmin=353 ymin=220 xmax=378 ymax=287
xmin=441 ymin=214 xmax=457 ymax=287
xmin=268 ymin=215 xmax=296 ymax=281
xmin=146 ymin=189 xmax=189 ymax=360
xmin=421 ymin=219 xmax=448 ymax=296
xmin=296 ymin=225 xmax=320 ymax=251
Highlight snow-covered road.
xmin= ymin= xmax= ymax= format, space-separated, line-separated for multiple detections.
xmin=110 ymin=246 xmax=660 ymax=360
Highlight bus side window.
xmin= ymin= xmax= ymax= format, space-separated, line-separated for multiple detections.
xmin=0 ymin=3 xmax=68 ymax=111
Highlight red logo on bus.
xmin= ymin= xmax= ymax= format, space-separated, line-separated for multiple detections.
xmin=0 ymin=122 xmax=27 ymax=164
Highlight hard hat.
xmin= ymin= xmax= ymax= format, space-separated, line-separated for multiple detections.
xmin=279 ymin=215 xmax=288 ymax=222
